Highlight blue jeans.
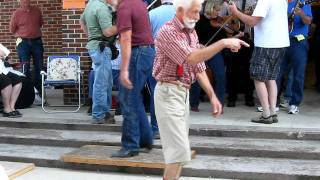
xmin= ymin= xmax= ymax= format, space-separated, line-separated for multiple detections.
xmin=190 ymin=81 xmax=201 ymax=108
xmin=190 ymin=53 xmax=226 ymax=107
xmin=88 ymin=69 xmax=95 ymax=98
xmin=277 ymin=39 xmax=308 ymax=106
xmin=88 ymin=48 xmax=113 ymax=121
xmin=16 ymin=38 xmax=44 ymax=93
xmin=147 ymin=75 xmax=158 ymax=135
xmin=119 ymin=45 xmax=155 ymax=151
xmin=112 ymin=70 xmax=120 ymax=90
xmin=206 ymin=53 xmax=226 ymax=105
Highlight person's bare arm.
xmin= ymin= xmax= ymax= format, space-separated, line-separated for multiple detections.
xmin=228 ymin=2 xmax=262 ymax=27
xmin=119 ymin=30 xmax=133 ymax=89
xmin=294 ymin=7 xmax=312 ymax=25
xmin=196 ymin=71 xmax=222 ymax=117
xmin=187 ymin=38 xmax=249 ymax=65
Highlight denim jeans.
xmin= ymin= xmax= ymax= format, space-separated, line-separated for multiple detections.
xmin=112 ymin=70 xmax=120 ymax=90
xmin=88 ymin=48 xmax=113 ymax=121
xmin=147 ymin=75 xmax=158 ymax=135
xmin=206 ymin=53 xmax=226 ymax=105
xmin=88 ymin=69 xmax=95 ymax=98
xmin=119 ymin=45 xmax=155 ymax=151
xmin=16 ymin=38 xmax=44 ymax=94
xmin=277 ymin=39 xmax=308 ymax=106
xmin=190 ymin=81 xmax=201 ymax=108
xmin=190 ymin=53 xmax=226 ymax=107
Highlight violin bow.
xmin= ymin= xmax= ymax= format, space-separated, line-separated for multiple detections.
xmin=205 ymin=15 xmax=234 ymax=46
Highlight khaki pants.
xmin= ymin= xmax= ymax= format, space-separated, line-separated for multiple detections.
xmin=154 ymin=82 xmax=191 ymax=164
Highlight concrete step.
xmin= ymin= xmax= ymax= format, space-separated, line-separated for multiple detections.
xmin=0 ymin=117 xmax=320 ymax=140
xmin=0 ymin=143 xmax=319 ymax=180
xmin=1 ymin=127 xmax=320 ymax=160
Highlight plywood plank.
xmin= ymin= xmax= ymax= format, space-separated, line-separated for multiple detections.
xmin=0 ymin=161 xmax=35 ymax=180
xmin=62 ymin=145 xmax=196 ymax=169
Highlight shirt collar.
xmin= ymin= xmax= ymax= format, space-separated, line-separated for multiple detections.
xmin=172 ymin=16 xmax=195 ymax=33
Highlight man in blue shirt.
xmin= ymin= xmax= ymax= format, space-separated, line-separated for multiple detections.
xmin=277 ymin=0 xmax=312 ymax=114
xmin=148 ymin=0 xmax=175 ymax=139
xmin=149 ymin=0 xmax=175 ymax=39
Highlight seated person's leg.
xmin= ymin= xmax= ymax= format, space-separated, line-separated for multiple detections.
xmin=0 ymin=74 xmax=13 ymax=114
xmin=7 ymin=73 xmax=22 ymax=116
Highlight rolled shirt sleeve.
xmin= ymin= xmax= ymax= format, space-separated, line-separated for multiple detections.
xmin=96 ymin=6 xmax=113 ymax=30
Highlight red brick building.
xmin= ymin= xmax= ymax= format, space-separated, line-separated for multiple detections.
xmin=0 ymin=0 xmax=89 ymax=104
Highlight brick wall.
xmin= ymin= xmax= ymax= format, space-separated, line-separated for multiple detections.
xmin=0 ymin=0 xmax=90 ymax=104
xmin=62 ymin=9 xmax=89 ymax=104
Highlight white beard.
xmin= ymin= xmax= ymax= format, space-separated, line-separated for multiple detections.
xmin=183 ymin=16 xmax=197 ymax=29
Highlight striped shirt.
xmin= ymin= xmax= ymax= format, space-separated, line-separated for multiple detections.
xmin=152 ymin=17 xmax=206 ymax=85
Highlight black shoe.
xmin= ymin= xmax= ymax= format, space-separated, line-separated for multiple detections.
xmin=87 ymin=106 xmax=92 ymax=116
xmin=3 ymin=111 xmax=20 ymax=118
xmin=111 ymin=148 xmax=139 ymax=158
xmin=115 ymin=108 xmax=122 ymax=115
xmin=140 ymin=144 xmax=153 ymax=153
xmin=105 ymin=112 xmax=115 ymax=124
xmin=12 ymin=110 xmax=22 ymax=117
xmin=227 ymin=101 xmax=236 ymax=107
xmin=271 ymin=114 xmax=278 ymax=123
xmin=245 ymin=100 xmax=255 ymax=107
xmin=91 ymin=119 xmax=105 ymax=124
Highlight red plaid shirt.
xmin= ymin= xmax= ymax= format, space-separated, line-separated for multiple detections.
xmin=152 ymin=17 xmax=206 ymax=85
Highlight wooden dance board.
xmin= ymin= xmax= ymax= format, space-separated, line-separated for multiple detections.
xmin=0 ymin=161 xmax=35 ymax=179
xmin=62 ymin=145 xmax=196 ymax=169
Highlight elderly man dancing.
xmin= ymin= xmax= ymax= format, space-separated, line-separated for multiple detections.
xmin=153 ymin=0 xmax=249 ymax=179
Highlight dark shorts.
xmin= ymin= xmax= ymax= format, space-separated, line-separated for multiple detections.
xmin=0 ymin=72 xmax=22 ymax=90
xmin=250 ymin=47 xmax=286 ymax=81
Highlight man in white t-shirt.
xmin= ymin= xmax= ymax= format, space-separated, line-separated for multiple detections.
xmin=229 ymin=0 xmax=290 ymax=124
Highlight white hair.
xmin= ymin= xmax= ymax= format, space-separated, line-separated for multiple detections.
xmin=173 ymin=0 xmax=204 ymax=11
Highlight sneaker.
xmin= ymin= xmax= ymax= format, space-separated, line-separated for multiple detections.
xmin=251 ymin=114 xmax=273 ymax=124
xmin=257 ymin=106 xmax=279 ymax=112
xmin=279 ymin=99 xmax=289 ymax=109
xmin=288 ymin=105 xmax=299 ymax=114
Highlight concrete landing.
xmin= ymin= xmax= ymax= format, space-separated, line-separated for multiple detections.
xmin=185 ymin=155 xmax=320 ymax=180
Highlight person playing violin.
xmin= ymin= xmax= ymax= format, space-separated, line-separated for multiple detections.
xmin=220 ymin=0 xmax=257 ymax=108
xmin=190 ymin=0 xmax=232 ymax=112
xmin=276 ymin=0 xmax=312 ymax=115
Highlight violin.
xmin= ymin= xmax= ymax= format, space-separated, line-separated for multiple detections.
xmin=210 ymin=15 xmax=241 ymax=36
